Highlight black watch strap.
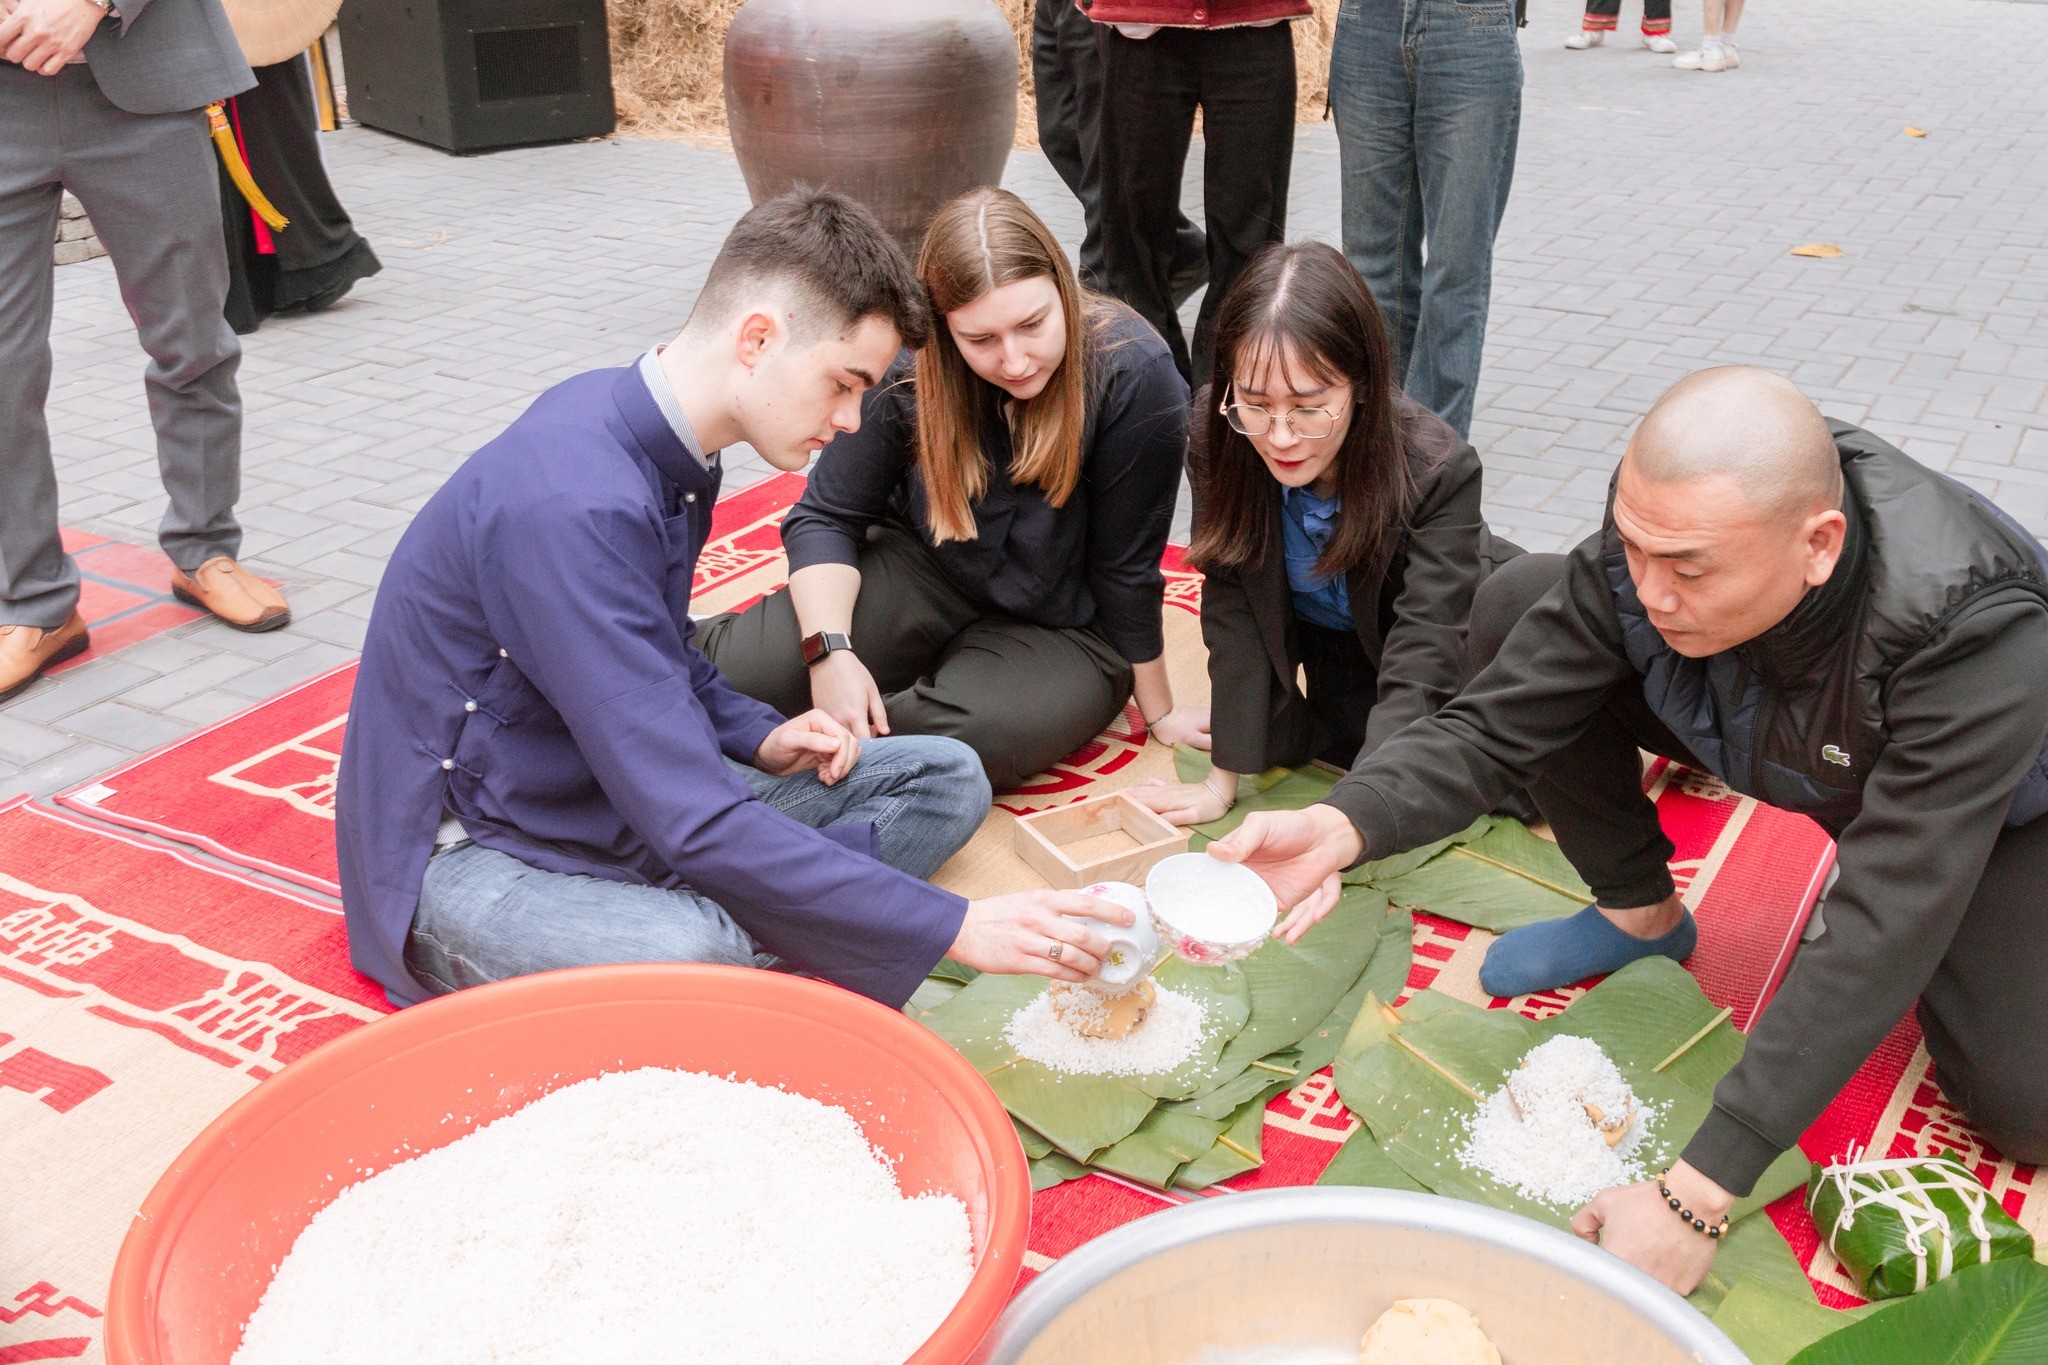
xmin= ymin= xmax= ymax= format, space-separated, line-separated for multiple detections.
xmin=801 ymin=631 xmax=852 ymax=667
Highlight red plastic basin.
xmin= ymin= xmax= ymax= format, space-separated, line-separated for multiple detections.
xmin=106 ymin=964 xmax=1029 ymax=1365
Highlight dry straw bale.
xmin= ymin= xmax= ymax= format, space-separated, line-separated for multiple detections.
xmin=607 ymin=0 xmax=1338 ymax=143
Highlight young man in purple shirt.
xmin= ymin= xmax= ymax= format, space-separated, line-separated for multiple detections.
xmin=338 ymin=191 xmax=1129 ymax=1010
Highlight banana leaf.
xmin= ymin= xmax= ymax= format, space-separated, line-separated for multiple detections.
xmin=1711 ymin=1277 xmax=1886 ymax=1365
xmin=1160 ymin=1051 xmax=1301 ymax=1119
xmin=1209 ymin=885 xmax=1395 ymax=1077
xmin=1091 ymin=1107 xmax=1230 ymax=1189
xmin=1332 ymin=961 xmax=1808 ymax=1229
xmin=1352 ymin=821 xmax=1486 ymax=885
xmin=1175 ymin=1086 xmax=1281 ymax=1190
xmin=1173 ymin=749 xmax=1340 ymax=846
xmin=1014 ymin=1120 xmax=1053 ymax=1160
xmin=917 ymin=955 xmax=1251 ymax=1161
xmin=1691 ymin=1205 xmax=1829 ymax=1315
xmin=1368 ymin=816 xmax=1591 ymax=931
xmin=906 ymin=975 xmax=966 ymax=1017
xmin=1030 ymin=1151 xmax=1091 ymax=1191
xmin=1317 ymin=1123 xmax=1430 ymax=1193
xmin=928 ymin=957 xmax=980 ymax=985
xmin=1788 ymin=1259 xmax=2048 ymax=1364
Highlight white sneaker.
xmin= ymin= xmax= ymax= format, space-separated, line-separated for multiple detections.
xmin=1673 ymin=47 xmax=1728 ymax=71
xmin=1722 ymin=41 xmax=1740 ymax=67
xmin=1642 ymin=34 xmax=1677 ymax=54
xmin=1565 ymin=30 xmax=1604 ymax=48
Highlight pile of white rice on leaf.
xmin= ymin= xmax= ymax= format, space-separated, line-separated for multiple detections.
xmin=1458 ymin=1034 xmax=1661 ymax=1208
xmin=232 ymin=1068 xmax=973 ymax=1365
xmin=914 ymin=879 xmax=1413 ymax=1195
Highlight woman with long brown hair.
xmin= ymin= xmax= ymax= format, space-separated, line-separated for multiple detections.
xmin=1131 ymin=240 xmax=1518 ymax=826
xmin=699 ymin=188 xmax=1199 ymax=790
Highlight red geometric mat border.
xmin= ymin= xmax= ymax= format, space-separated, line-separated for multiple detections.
xmin=0 ymin=800 xmax=392 ymax=1364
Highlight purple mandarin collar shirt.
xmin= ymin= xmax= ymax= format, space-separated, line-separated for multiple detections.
xmin=336 ymin=365 xmax=967 ymax=1008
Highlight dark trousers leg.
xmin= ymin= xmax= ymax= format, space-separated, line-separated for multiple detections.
xmin=1097 ymin=27 xmax=1202 ymax=378
xmin=231 ymin=56 xmax=381 ymax=317
xmin=696 ymin=525 xmax=983 ymax=720
xmin=890 ymin=615 xmax=1132 ymax=792
xmin=1189 ymin=24 xmax=1296 ymax=389
xmin=695 ymin=526 xmax=1133 ymax=790
xmin=55 ymin=69 xmax=244 ymax=576
xmin=1032 ymin=0 xmax=1107 ymax=288
xmin=0 ymin=65 xmax=74 ymax=629
xmin=1298 ymin=620 xmax=1377 ymax=769
xmin=1584 ymin=0 xmax=1622 ymax=28
xmin=1468 ymin=553 xmax=1691 ymax=909
xmin=1915 ymin=814 xmax=2048 ymax=1165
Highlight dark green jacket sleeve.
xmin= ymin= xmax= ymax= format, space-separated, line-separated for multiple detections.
xmin=1683 ymin=597 xmax=2048 ymax=1194
xmin=1323 ymin=535 xmax=1636 ymax=857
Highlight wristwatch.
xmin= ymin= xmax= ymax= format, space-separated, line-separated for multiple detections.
xmin=800 ymin=631 xmax=852 ymax=667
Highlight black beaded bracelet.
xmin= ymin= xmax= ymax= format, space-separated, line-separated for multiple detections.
xmin=1657 ymin=1176 xmax=1730 ymax=1240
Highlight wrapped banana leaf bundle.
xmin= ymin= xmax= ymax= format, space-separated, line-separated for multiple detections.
xmin=1806 ymin=1150 xmax=2036 ymax=1300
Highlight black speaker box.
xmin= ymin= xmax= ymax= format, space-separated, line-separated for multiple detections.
xmin=338 ymin=0 xmax=616 ymax=154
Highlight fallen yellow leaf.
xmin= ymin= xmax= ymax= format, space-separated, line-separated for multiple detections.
xmin=1790 ymin=243 xmax=1845 ymax=259
xmin=1905 ymin=126 xmax=1927 ymax=138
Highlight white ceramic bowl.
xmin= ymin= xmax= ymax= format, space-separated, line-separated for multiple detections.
xmin=1068 ymin=882 xmax=1162 ymax=990
xmin=1144 ymin=854 xmax=1279 ymax=967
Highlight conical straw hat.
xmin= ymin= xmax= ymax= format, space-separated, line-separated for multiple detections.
xmin=219 ymin=0 xmax=343 ymax=68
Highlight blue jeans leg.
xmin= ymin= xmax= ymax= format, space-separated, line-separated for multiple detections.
xmin=1331 ymin=0 xmax=1424 ymax=383
xmin=733 ymin=734 xmax=991 ymax=881
xmin=404 ymin=736 xmax=989 ymax=995
xmin=1332 ymin=0 xmax=1521 ymax=437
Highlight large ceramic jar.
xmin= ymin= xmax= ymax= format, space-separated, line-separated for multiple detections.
xmin=723 ymin=0 xmax=1018 ymax=253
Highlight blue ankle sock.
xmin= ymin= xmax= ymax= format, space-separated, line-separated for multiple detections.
xmin=1478 ymin=904 xmax=1697 ymax=999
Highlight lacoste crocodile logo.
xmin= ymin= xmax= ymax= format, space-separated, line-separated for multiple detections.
xmin=1821 ymin=745 xmax=1852 ymax=767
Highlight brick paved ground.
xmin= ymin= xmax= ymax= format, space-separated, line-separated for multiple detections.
xmin=5 ymin=0 xmax=2046 ymax=800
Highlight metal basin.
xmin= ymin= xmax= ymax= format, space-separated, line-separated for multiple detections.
xmin=970 ymin=1187 xmax=1747 ymax=1365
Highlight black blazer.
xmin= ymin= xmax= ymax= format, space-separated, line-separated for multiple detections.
xmin=1195 ymin=395 xmax=1508 ymax=777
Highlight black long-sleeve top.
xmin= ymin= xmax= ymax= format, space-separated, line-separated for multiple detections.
xmin=779 ymin=307 xmax=1189 ymax=663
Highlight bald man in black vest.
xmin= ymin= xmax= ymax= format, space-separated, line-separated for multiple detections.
xmin=1203 ymin=366 xmax=2048 ymax=1293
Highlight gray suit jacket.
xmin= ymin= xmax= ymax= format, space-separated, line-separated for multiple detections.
xmin=84 ymin=0 xmax=254 ymax=115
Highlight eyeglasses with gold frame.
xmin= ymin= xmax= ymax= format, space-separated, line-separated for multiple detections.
xmin=1219 ymin=385 xmax=1342 ymax=440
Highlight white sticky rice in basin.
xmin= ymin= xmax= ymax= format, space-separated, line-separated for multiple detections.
xmin=229 ymin=1067 xmax=974 ymax=1365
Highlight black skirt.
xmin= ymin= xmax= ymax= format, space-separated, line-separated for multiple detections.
xmin=217 ymin=54 xmax=382 ymax=334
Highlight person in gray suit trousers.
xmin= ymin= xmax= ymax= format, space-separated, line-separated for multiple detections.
xmin=1 ymin=0 xmax=292 ymax=701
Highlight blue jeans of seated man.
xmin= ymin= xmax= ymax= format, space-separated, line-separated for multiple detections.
xmin=1330 ymin=0 xmax=1523 ymax=438
xmin=404 ymin=735 xmax=990 ymax=996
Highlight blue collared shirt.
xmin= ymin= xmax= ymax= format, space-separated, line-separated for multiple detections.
xmin=1281 ymin=486 xmax=1353 ymax=631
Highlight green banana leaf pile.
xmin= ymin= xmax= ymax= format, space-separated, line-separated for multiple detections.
xmin=1711 ymin=1258 xmax=2048 ymax=1365
xmin=912 ymin=883 xmax=1413 ymax=1193
xmin=1172 ymin=751 xmax=1591 ymax=932
xmin=1323 ymin=955 xmax=1819 ymax=1315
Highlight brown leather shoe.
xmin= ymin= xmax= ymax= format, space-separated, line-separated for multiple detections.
xmin=0 ymin=613 xmax=90 ymax=701
xmin=170 ymin=557 xmax=291 ymax=633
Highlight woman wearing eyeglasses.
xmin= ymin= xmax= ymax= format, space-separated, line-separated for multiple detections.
xmin=1130 ymin=240 xmax=1519 ymax=827
xmin=698 ymin=188 xmax=1200 ymax=791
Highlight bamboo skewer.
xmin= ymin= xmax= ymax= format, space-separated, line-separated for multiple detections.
xmin=1250 ymin=1059 xmax=1299 ymax=1076
xmin=1216 ymin=1134 xmax=1260 ymax=1161
xmin=1390 ymin=1033 xmax=1485 ymax=1103
xmin=1653 ymin=1006 xmax=1736 ymax=1073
